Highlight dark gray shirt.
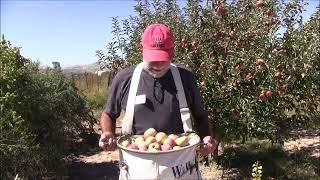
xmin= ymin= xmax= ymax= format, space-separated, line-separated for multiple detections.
xmin=104 ymin=65 xmax=211 ymax=138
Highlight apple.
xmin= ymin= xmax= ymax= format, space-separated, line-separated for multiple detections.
xmin=256 ymin=0 xmax=264 ymax=8
xmin=234 ymin=64 xmax=240 ymax=72
xmin=172 ymin=146 xmax=181 ymax=150
xmin=228 ymin=31 xmax=236 ymax=39
xmin=266 ymin=8 xmax=273 ymax=16
xmin=175 ymin=136 xmax=189 ymax=147
xmin=256 ymin=58 xmax=265 ymax=66
xmin=134 ymin=136 xmax=145 ymax=145
xmin=121 ymin=140 xmax=130 ymax=147
xmin=181 ymin=38 xmax=187 ymax=45
xmin=144 ymin=136 xmax=156 ymax=146
xmin=259 ymin=93 xmax=267 ymax=102
xmin=155 ymin=132 xmax=168 ymax=144
xmin=274 ymin=71 xmax=281 ymax=78
xmin=214 ymin=6 xmax=224 ymax=16
xmin=148 ymin=142 xmax=161 ymax=152
xmin=143 ymin=128 xmax=157 ymax=138
xmin=203 ymin=136 xmax=212 ymax=144
xmin=168 ymin=134 xmax=178 ymax=140
xmin=265 ymin=90 xmax=272 ymax=97
xmin=163 ymin=138 xmax=176 ymax=147
xmin=127 ymin=143 xmax=139 ymax=150
xmin=161 ymin=143 xmax=172 ymax=151
xmin=138 ymin=143 xmax=148 ymax=151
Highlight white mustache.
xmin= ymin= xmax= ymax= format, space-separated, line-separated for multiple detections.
xmin=143 ymin=63 xmax=170 ymax=78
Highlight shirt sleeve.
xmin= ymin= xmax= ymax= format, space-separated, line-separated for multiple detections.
xmin=103 ymin=71 xmax=123 ymax=122
xmin=181 ymin=69 xmax=212 ymax=139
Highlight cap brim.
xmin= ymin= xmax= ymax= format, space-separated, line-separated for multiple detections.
xmin=142 ymin=48 xmax=172 ymax=62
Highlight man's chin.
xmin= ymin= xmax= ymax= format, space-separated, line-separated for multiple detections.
xmin=146 ymin=69 xmax=169 ymax=78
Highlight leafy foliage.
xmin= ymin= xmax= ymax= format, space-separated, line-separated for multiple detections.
xmin=97 ymin=0 xmax=319 ymax=144
xmin=0 ymin=38 xmax=96 ymax=179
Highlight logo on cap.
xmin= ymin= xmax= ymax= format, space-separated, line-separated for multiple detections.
xmin=151 ymin=36 xmax=165 ymax=48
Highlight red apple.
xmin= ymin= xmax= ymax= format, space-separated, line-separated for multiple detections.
xmin=256 ymin=58 xmax=265 ymax=66
xmin=259 ymin=93 xmax=267 ymax=102
xmin=161 ymin=144 xmax=172 ymax=151
xmin=256 ymin=0 xmax=264 ymax=8
xmin=274 ymin=71 xmax=281 ymax=78
xmin=168 ymin=134 xmax=178 ymax=141
xmin=214 ymin=6 xmax=225 ymax=15
xmin=266 ymin=8 xmax=273 ymax=16
xmin=203 ymin=136 xmax=212 ymax=144
xmin=163 ymin=138 xmax=177 ymax=147
xmin=127 ymin=144 xmax=139 ymax=150
xmin=265 ymin=90 xmax=272 ymax=97
xmin=229 ymin=31 xmax=236 ymax=39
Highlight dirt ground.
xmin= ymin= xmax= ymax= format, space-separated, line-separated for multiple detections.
xmin=65 ymin=125 xmax=319 ymax=180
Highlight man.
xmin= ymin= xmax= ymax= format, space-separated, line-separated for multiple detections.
xmin=99 ymin=23 xmax=215 ymax=157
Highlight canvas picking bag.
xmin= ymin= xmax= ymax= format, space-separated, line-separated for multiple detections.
xmin=119 ymin=62 xmax=201 ymax=180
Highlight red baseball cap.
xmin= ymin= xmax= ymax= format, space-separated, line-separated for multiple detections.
xmin=141 ymin=23 xmax=174 ymax=62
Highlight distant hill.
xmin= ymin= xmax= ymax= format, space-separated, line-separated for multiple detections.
xmin=62 ymin=62 xmax=108 ymax=76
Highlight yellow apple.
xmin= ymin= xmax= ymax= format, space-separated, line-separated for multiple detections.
xmin=175 ymin=136 xmax=189 ymax=147
xmin=143 ymin=128 xmax=157 ymax=138
xmin=155 ymin=132 xmax=168 ymax=144
xmin=121 ymin=140 xmax=130 ymax=147
xmin=134 ymin=136 xmax=145 ymax=145
xmin=144 ymin=136 xmax=156 ymax=146
xmin=148 ymin=142 xmax=160 ymax=152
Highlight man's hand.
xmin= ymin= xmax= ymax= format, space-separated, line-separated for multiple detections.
xmin=98 ymin=131 xmax=117 ymax=151
xmin=199 ymin=136 xmax=216 ymax=156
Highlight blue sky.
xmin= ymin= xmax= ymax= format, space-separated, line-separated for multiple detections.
xmin=1 ymin=0 xmax=319 ymax=68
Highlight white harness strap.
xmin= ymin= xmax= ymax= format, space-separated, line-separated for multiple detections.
xmin=170 ymin=64 xmax=193 ymax=133
xmin=121 ymin=62 xmax=144 ymax=135
xmin=121 ymin=63 xmax=193 ymax=135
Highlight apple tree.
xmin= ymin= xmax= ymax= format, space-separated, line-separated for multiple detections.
xmin=97 ymin=0 xmax=319 ymax=154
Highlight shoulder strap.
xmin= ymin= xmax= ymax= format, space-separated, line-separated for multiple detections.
xmin=121 ymin=62 xmax=144 ymax=135
xmin=170 ymin=64 xmax=193 ymax=133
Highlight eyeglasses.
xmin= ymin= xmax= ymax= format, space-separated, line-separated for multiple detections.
xmin=153 ymin=79 xmax=164 ymax=103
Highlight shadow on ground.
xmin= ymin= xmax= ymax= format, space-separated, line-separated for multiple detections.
xmin=218 ymin=141 xmax=320 ymax=179
xmin=66 ymin=160 xmax=119 ymax=180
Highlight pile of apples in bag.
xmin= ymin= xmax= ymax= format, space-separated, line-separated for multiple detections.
xmin=120 ymin=128 xmax=199 ymax=152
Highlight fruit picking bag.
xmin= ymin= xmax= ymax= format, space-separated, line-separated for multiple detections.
xmin=118 ymin=63 xmax=201 ymax=179
xmin=117 ymin=133 xmax=201 ymax=180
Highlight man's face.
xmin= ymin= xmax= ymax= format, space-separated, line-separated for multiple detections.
xmin=143 ymin=61 xmax=171 ymax=78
